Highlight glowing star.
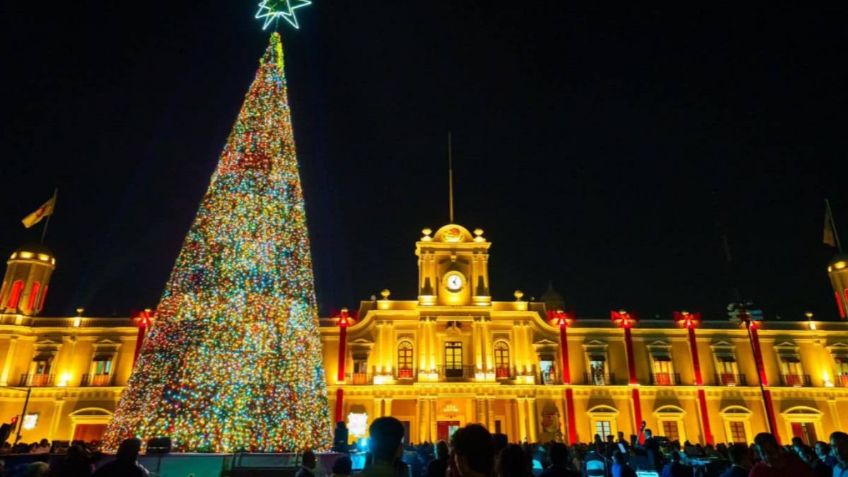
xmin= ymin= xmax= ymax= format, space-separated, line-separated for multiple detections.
xmin=256 ymin=0 xmax=312 ymax=30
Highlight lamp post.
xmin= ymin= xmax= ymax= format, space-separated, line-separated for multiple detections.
xmin=0 ymin=385 xmax=32 ymax=444
xmin=731 ymin=303 xmax=780 ymax=443
xmin=550 ymin=309 xmax=577 ymax=444
xmin=674 ymin=311 xmax=713 ymax=445
xmin=611 ymin=310 xmax=643 ymax=442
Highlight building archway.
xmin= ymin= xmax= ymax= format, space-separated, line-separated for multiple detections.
xmin=719 ymin=406 xmax=752 ymax=444
xmin=782 ymin=406 xmax=824 ymax=445
xmin=653 ymin=405 xmax=686 ymax=443
xmin=587 ymin=405 xmax=619 ymax=438
xmin=69 ymin=407 xmax=113 ymax=443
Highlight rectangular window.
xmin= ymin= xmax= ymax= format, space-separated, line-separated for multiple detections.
xmin=35 ymin=360 xmax=50 ymax=375
xmin=589 ymin=359 xmax=606 ymax=385
xmin=444 ymin=342 xmax=463 ymax=377
xmin=717 ymin=357 xmax=739 ymax=385
xmin=653 ymin=358 xmax=673 ymax=385
xmin=595 ymin=420 xmax=611 ymax=438
xmin=729 ymin=422 xmax=746 ymax=443
xmin=836 ymin=359 xmax=848 ymax=386
xmin=352 ymin=358 xmax=368 ymax=384
xmin=539 ymin=360 xmax=554 ymax=384
xmin=661 ymin=421 xmax=679 ymax=442
xmin=94 ymin=359 xmax=112 ymax=375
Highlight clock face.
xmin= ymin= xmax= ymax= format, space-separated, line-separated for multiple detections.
xmin=445 ymin=273 xmax=464 ymax=292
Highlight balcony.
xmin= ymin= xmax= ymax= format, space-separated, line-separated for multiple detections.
xmin=80 ymin=373 xmax=112 ymax=386
xmin=345 ymin=372 xmax=373 ymax=385
xmin=583 ymin=372 xmax=617 ymax=385
xmin=781 ymin=374 xmax=812 ymax=387
xmin=395 ymin=367 xmax=415 ymax=380
xmin=649 ymin=372 xmax=681 ymax=386
xmin=715 ymin=373 xmax=748 ymax=386
xmin=437 ymin=365 xmax=475 ymax=381
xmin=19 ymin=373 xmax=54 ymax=387
xmin=836 ymin=374 xmax=848 ymax=387
xmin=495 ymin=366 xmax=512 ymax=379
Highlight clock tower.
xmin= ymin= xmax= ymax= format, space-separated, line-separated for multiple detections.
xmin=416 ymin=224 xmax=491 ymax=306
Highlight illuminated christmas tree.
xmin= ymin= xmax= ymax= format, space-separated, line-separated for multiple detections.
xmin=102 ymin=32 xmax=331 ymax=452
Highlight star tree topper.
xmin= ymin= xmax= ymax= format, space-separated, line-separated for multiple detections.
xmin=256 ymin=0 xmax=312 ymax=30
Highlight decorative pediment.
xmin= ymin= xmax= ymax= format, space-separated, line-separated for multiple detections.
xmin=710 ymin=340 xmax=735 ymax=349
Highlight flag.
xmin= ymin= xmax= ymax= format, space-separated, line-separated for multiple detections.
xmin=825 ymin=204 xmax=837 ymax=247
xmin=21 ymin=192 xmax=56 ymax=229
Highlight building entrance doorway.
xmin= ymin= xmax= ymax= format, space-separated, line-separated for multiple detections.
xmin=791 ymin=422 xmax=818 ymax=445
xmin=73 ymin=424 xmax=107 ymax=442
xmin=437 ymin=421 xmax=461 ymax=441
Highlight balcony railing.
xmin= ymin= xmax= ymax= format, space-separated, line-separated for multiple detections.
xmin=836 ymin=374 xmax=848 ymax=387
xmin=495 ymin=366 xmax=512 ymax=379
xmin=715 ymin=373 xmax=748 ymax=386
xmin=437 ymin=365 xmax=475 ymax=380
xmin=395 ymin=367 xmax=415 ymax=380
xmin=781 ymin=374 xmax=811 ymax=387
xmin=584 ymin=372 xmax=617 ymax=385
xmin=649 ymin=372 xmax=681 ymax=386
xmin=346 ymin=372 xmax=373 ymax=385
xmin=80 ymin=373 xmax=112 ymax=387
xmin=19 ymin=373 xmax=54 ymax=387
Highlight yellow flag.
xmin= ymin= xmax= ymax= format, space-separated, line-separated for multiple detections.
xmin=21 ymin=192 xmax=57 ymax=229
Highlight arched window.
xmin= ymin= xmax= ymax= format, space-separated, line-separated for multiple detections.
xmin=494 ymin=341 xmax=510 ymax=378
xmin=6 ymin=280 xmax=24 ymax=309
xmin=27 ymin=282 xmax=41 ymax=311
xmin=397 ymin=341 xmax=414 ymax=378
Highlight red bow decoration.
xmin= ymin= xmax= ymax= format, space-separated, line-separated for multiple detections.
xmin=611 ymin=310 xmax=636 ymax=328
xmin=547 ymin=309 xmax=574 ymax=328
xmin=673 ymin=311 xmax=701 ymax=329
xmin=132 ymin=309 xmax=156 ymax=328
xmin=337 ymin=308 xmax=356 ymax=328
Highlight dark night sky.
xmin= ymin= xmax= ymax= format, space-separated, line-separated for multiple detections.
xmin=1 ymin=5 xmax=846 ymax=321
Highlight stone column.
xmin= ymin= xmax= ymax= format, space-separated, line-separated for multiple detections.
xmin=487 ymin=397 xmax=496 ymax=431
xmin=829 ymin=399 xmax=842 ymax=431
xmin=384 ymin=398 xmax=393 ymax=418
xmin=472 ymin=320 xmax=482 ymax=372
xmin=527 ymin=398 xmax=538 ymax=443
xmin=417 ymin=399 xmax=427 ymax=443
xmin=48 ymin=397 xmax=65 ymax=441
xmin=429 ymin=399 xmax=438 ymax=442
xmin=481 ymin=319 xmax=492 ymax=375
xmin=516 ymin=398 xmax=527 ymax=442
xmin=0 ymin=336 xmax=19 ymax=386
xmin=374 ymin=398 xmax=383 ymax=419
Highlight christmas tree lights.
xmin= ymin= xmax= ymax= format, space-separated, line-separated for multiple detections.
xmin=102 ymin=32 xmax=331 ymax=452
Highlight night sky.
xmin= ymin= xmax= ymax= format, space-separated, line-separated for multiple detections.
xmin=1 ymin=5 xmax=846 ymax=321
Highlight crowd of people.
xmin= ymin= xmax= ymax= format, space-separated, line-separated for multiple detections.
xmin=3 ymin=422 xmax=848 ymax=477
xmin=0 ymin=438 xmax=148 ymax=477
xmin=329 ymin=417 xmax=848 ymax=477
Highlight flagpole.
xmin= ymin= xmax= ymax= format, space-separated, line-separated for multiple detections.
xmin=40 ymin=189 xmax=57 ymax=245
xmin=827 ymin=199 xmax=843 ymax=253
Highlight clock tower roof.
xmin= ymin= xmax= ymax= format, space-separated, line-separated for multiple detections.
xmin=430 ymin=224 xmax=475 ymax=243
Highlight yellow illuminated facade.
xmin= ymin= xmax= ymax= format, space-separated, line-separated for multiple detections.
xmin=2 ymin=226 xmax=848 ymax=446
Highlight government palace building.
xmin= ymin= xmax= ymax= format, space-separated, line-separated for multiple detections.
xmin=1 ymin=222 xmax=848 ymax=448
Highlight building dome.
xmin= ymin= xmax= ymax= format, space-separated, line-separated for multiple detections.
xmin=828 ymin=253 xmax=848 ymax=271
xmin=432 ymin=224 xmax=474 ymax=243
xmin=541 ymin=282 xmax=565 ymax=311
xmin=11 ymin=243 xmax=54 ymax=260
xmin=2 ymin=243 xmax=56 ymax=316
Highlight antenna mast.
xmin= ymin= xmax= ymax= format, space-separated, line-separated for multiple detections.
xmin=448 ymin=132 xmax=454 ymax=223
